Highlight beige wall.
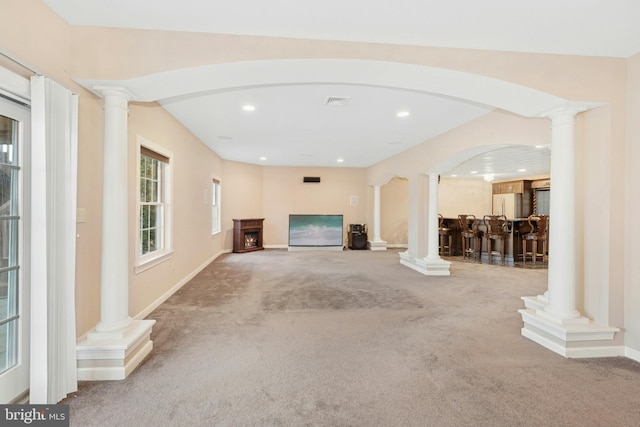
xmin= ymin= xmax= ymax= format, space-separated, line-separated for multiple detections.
xmin=127 ymin=103 xmax=224 ymax=322
xmin=221 ymin=161 xmax=264 ymax=249
xmin=262 ymin=166 xmax=367 ymax=247
xmin=380 ymin=177 xmax=409 ymax=245
xmin=2 ymin=0 xmax=639 ymax=355
xmin=439 ymin=178 xmax=493 ymax=219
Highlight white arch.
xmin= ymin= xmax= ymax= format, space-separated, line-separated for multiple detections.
xmin=432 ymin=144 xmax=514 ymax=173
xmin=76 ymin=59 xmax=569 ymax=118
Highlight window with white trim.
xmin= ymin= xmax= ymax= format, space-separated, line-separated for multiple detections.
xmin=138 ymin=142 xmax=172 ymax=267
xmin=211 ymin=178 xmax=221 ymax=234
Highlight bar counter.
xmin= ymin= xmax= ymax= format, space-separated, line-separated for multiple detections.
xmin=442 ymin=217 xmax=541 ymax=264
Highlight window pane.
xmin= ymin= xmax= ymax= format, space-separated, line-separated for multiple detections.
xmin=0 ymin=167 xmax=17 ymax=216
xmin=140 ymin=178 xmax=146 ymax=201
xmin=142 ymin=205 xmax=150 ymax=229
xmin=139 ymin=156 xmax=146 ymax=179
xmin=151 ymin=158 xmax=158 ymax=180
xmin=142 ymin=229 xmax=149 ymax=254
xmin=149 ymin=205 xmax=157 ymax=229
xmin=0 ymin=269 xmax=17 ymax=320
xmin=0 ymin=116 xmax=17 ymax=166
xmin=151 ymin=181 xmax=158 ymax=203
xmin=211 ymin=181 xmax=220 ymax=234
xmin=0 ymin=320 xmax=18 ymax=374
xmin=149 ymin=228 xmax=156 ymax=252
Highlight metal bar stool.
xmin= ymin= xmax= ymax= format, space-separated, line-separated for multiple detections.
xmin=438 ymin=214 xmax=453 ymax=256
xmin=483 ymin=214 xmax=508 ymax=264
xmin=458 ymin=214 xmax=482 ymax=261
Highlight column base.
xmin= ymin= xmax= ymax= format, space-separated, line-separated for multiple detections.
xmin=519 ymin=307 xmax=620 ymax=358
xmin=367 ymin=239 xmax=387 ymax=251
xmin=521 ymin=294 xmax=548 ymax=311
xmin=76 ymin=319 xmax=156 ymax=381
xmin=399 ymin=252 xmax=451 ymax=276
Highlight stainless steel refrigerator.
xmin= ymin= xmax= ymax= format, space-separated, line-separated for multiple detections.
xmin=492 ymin=193 xmax=522 ymax=219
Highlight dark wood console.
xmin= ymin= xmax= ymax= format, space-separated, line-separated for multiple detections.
xmin=233 ymin=218 xmax=264 ymax=253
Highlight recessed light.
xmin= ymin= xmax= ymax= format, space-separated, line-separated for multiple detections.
xmin=396 ymin=111 xmax=410 ymax=118
xmin=518 ymin=168 xmax=527 ymax=172
xmin=337 ymin=158 xmax=344 ymax=163
xmin=470 ymin=170 xmax=478 ymax=174
xmin=259 ymin=156 xmax=267 ymax=161
xmin=242 ymin=105 xmax=256 ymax=112
xmin=535 ymin=145 xmax=545 ymax=149
xmin=451 ymin=174 xmax=458 ymax=177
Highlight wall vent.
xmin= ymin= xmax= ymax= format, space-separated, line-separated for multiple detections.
xmin=303 ymin=176 xmax=321 ymax=183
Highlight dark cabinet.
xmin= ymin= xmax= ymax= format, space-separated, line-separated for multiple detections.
xmin=233 ymin=218 xmax=264 ymax=253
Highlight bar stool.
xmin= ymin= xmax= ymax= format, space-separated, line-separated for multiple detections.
xmin=458 ymin=214 xmax=482 ymax=261
xmin=483 ymin=215 xmax=508 ymax=264
xmin=522 ymin=214 xmax=549 ymax=264
xmin=438 ymin=214 xmax=453 ymax=256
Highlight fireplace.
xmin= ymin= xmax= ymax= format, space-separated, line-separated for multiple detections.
xmin=233 ymin=218 xmax=264 ymax=253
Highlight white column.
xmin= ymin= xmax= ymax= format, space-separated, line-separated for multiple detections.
xmin=519 ymin=108 xmax=618 ymax=357
xmin=544 ymin=110 xmax=582 ymax=320
xmin=406 ymin=173 xmax=427 ymax=259
xmin=76 ymin=86 xmax=156 ymax=381
xmin=368 ymin=185 xmax=387 ymax=250
xmin=96 ymin=87 xmax=134 ymax=332
xmin=426 ymin=173 xmax=441 ymax=261
xmin=400 ymin=172 xmax=450 ymax=275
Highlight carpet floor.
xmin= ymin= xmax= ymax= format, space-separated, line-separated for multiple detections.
xmin=64 ymin=249 xmax=640 ymax=426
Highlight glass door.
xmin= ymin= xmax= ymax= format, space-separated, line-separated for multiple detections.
xmin=0 ymin=97 xmax=29 ymax=403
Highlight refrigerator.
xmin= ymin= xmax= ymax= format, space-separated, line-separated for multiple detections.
xmin=492 ymin=193 xmax=522 ymax=219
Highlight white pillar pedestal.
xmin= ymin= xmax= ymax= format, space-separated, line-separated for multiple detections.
xmin=76 ymin=86 xmax=155 ymax=380
xmin=368 ymin=185 xmax=387 ymax=251
xmin=519 ymin=109 xmax=618 ymax=358
xmin=400 ymin=173 xmax=450 ymax=276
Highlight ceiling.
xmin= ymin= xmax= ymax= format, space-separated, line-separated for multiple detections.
xmin=42 ymin=0 xmax=640 ymax=178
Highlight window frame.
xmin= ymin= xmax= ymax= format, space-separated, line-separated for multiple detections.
xmin=211 ymin=177 xmax=221 ymax=235
xmin=135 ymin=136 xmax=173 ymax=273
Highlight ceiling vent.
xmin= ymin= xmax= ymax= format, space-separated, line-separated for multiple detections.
xmin=325 ymin=96 xmax=350 ymax=106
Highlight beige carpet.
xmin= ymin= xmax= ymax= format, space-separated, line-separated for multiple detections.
xmin=64 ymin=249 xmax=640 ymax=426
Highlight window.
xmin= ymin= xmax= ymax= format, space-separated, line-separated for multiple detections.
xmin=138 ymin=140 xmax=172 ymax=269
xmin=212 ymin=178 xmax=221 ymax=234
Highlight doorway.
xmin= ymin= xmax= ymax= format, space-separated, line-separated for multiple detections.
xmin=0 ymin=96 xmax=30 ymax=403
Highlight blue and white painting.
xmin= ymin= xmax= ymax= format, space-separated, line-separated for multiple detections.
xmin=289 ymin=214 xmax=343 ymax=246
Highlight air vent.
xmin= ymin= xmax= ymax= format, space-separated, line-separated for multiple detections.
xmin=303 ymin=177 xmax=321 ymax=183
xmin=325 ymin=96 xmax=350 ymax=106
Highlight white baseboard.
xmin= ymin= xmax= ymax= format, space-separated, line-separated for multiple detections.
xmin=265 ymin=244 xmax=407 ymax=250
xmin=565 ymin=346 xmax=626 ymax=359
xmin=134 ymin=249 xmax=230 ymax=320
xmin=626 ymin=346 xmax=640 ymax=363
